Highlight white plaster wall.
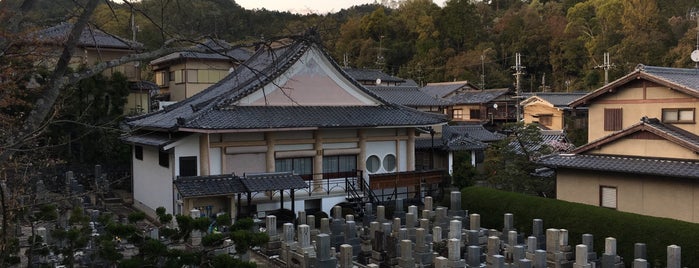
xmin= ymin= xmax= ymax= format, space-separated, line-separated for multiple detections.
xmin=364 ymin=140 xmax=398 ymax=174
xmin=133 ymin=145 xmax=174 ymax=213
xmin=209 ymin=147 xmax=222 ymax=175
xmin=322 ymin=196 xmax=350 ymax=215
xmin=256 ymin=199 xmax=306 ymax=215
xmin=174 ymin=135 xmax=200 ymax=177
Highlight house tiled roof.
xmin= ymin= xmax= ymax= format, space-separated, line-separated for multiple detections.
xmin=521 ymin=92 xmax=588 ymax=107
xmin=240 ymin=172 xmax=308 ymax=192
xmin=150 ymin=38 xmax=253 ymax=66
xmin=415 ymin=133 xmax=487 ymax=151
xmin=443 ymin=124 xmax=505 ymax=142
xmin=538 ymin=154 xmax=699 ymax=180
xmin=420 ymin=81 xmax=478 ymax=98
xmin=571 ymin=65 xmax=699 ymax=107
xmin=126 ymin=33 xmax=446 ymax=131
xmin=573 ymin=117 xmax=699 ymax=154
xmin=120 ymin=131 xmax=186 ymax=148
xmin=34 ymin=22 xmax=142 ymax=50
xmin=343 ymin=68 xmax=405 ymax=83
xmin=448 ymin=88 xmax=510 ymax=105
xmin=174 ymin=175 xmax=247 ymax=198
xmin=368 ymin=86 xmax=450 ymax=107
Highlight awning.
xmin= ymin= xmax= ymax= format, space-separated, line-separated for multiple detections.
xmin=240 ymin=172 xmax=308 ymax=192
xmin=174 ymin=174 xmax=246 ymax=198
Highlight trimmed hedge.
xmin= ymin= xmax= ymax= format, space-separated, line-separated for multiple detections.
xmin=461 ymin=187 xmax=699 ymax=267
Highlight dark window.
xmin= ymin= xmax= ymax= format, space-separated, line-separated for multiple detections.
xmin=600 ymin=186 xmax=617 ymax=209
xmin=134 ymin=146 xmax=143 ymax=160
xmin=159 ymin=151 xmax=169 ymax=168
xmin=275 ymin=157 xmax=313 ymax=179
xmin=469 ymin=109 xmax=481 ymax=119
xmin=662 ymin=108 xmax=695 ymax=123
xmin=538 ymin=114 xmax=553 ymax=126
xmin=604 ymin=108 xmax=622 ymax=131
xmin=179 ymin=156 xmax=197 ymax=176
xmin=323 ymin=155 xmax=358 ymax=178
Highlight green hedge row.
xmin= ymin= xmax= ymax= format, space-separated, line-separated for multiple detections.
xmin=460 ymin=187 xmax=699 ymax=267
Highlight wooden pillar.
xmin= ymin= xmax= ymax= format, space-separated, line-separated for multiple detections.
xmin=291 ymin=190 xmax=296 ymax=213
xmin=407 ymin=128 xmax=415 ymax=171
xmin=313 ymin=130 xmax=323 ymax=192
xmin=199 ymin=134 xmax=210 ymax=176
xmin=265 ymin=132 xmax=275 ymax=172
xmin=358 ymin=129 xmax=367 ymax=174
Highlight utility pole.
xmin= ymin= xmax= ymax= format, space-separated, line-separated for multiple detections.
xmin=511 ymin=53 xmax=525 ymax=122
xmin=480 ymin=54 xmax=485 ymax=90
xmin=595 ymin=52 xmax=613 ymax=85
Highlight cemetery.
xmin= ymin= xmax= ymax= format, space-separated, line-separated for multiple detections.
xmin=10 ymin=165 xmax=695 ymax=267
xmin=248 ymin=191 xmax=689 ymax=268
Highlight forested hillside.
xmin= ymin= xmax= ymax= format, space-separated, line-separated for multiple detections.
xmin=8 ymin=0 xmax=699 ymax=91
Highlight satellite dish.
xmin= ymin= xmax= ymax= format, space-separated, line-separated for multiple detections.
xmin=692 ymin=50 xmax=699 ymax=62
xmin=493 ymin=103 xmax=498 ymax=109
xmin=375 ymin=78 xmax=382 ymax=85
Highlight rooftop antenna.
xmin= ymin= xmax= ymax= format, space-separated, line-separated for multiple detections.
xmin=480 ymin=54 xmax=485 ymax=90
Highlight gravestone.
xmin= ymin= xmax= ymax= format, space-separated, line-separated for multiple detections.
xmin=315 ymin=233 xmax=338 ymax=268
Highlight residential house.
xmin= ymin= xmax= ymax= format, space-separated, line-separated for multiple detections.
xmin=421 ymin=81 xmax=516 ymax=123
xmin=520 ymin=92 xmax=588 ymax=131
xmin=149 ymin=39 xmax=253 ymax=104
xmin=122 ymin=33 xmax=447 ymax=219
xmin=33 ymin=22 xmax=149 ymax=115
xmin=540 ymin=65 xmax=699 ymax=223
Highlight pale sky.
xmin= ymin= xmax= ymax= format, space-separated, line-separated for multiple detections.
xmin=235 ymin=0 xmax=444 ymax=15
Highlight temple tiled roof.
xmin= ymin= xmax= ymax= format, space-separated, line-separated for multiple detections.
xmin=126 ymin=33 xmax=446 ymax=131
xmin=34 ymin=22 xmax=142 ymax=50
xmin=538 ymin=154 xmax=699 ymax=180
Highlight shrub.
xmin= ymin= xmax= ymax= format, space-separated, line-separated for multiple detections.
xmin=461 ymin=187 xmax=699 ymax=267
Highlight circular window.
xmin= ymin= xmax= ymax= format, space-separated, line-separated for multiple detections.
xmin=366 ymin=155 xmax=380 ymax=173
xmin=383 ymin=154 xmax=396 ymax=172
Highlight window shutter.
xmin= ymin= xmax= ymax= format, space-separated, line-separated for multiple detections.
xmin=600 ymin=186 xmax=617 ymax=209
xmin=604 ymin=108 xmax=622 ymax=131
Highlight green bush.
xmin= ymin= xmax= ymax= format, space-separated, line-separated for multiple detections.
xmin=461 ymin=187 xmax=699 ymax=267
xmin=201 ymin=233 xmax=226 ymax=247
